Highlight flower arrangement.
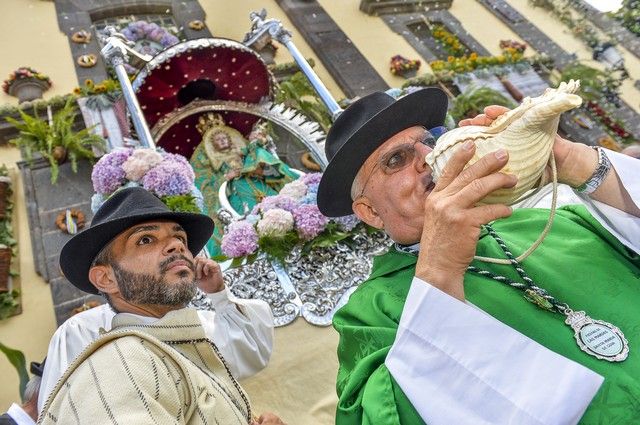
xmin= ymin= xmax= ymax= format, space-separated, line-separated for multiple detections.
xmin=585 ymin=101 xmax=633 ymax=144
xmin=73 ymin=79 xmax=120 ymax=97
xmin=90 ymin=148 xmax=202 ymax=213
xmin=499 ymin=39 xmax=527 ymax=53
xmin=389 ymin=55 xmax=421 ymax=76
xmin=73 ymin=78 xmax=122 ymax=111
xmin=220 ymin=173 xmax=367 ymax=264
xmin=119 ymin=21 xmax=180 ymax=73
xmin=2 ymin=67 xmax=52 ymax=94
xmin=429 ymin=48 xmax=525 ymax=75
xmin=402 ymin=54 xmax=553 ymax=90
xmin=432 ymin=24 xmax=468 ymax=57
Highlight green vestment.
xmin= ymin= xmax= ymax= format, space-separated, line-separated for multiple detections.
xmin=334 ymin=205 xmax=640 ymax=424
xmin=191 ymin=141 xmax=297 ymax=256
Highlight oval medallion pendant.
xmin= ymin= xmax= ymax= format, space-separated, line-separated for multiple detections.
xmin=565 ymin=310 xmax=629 ymax=362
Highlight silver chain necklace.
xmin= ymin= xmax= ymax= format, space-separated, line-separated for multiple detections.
xmin=468 ymin=224 xmax=628 ymax=362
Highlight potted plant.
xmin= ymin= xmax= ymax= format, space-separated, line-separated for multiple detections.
xmin=2 ymin=67 xmax=52 ymax=103
xmin=449 ymin=85 xmax=516 ymax=122
xmin=6 ymin=98 xmax=106 ymax=184
xmin=389 ymin=55 xmax=421 ymax=78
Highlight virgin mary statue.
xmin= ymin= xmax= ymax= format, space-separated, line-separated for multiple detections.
xmin=190 ymin=113 xmax=298 ymax=255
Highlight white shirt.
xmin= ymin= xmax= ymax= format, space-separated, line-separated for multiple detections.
xmin=6 ymin=403 xmax=35 ymax=425
xmin=386 ymin=150 xmax=640 ymax=425
xmin=37 ymin=287 xmax=273 ymax=414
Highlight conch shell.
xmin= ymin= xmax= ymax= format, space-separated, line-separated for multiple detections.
xmin=425 ymin=80 xmax=583 ymax=205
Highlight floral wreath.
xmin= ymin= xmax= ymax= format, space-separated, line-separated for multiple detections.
xmin=120 ymin=21 xmax=180 ymax=73
xmin=77 ymin=54 xmax=98 ymax=68
xmin=188 ymin=20 xmax=206 ymax=31
xmin=2 ymin=67 xmax=52 ymax=95
xmin=55 ymin=209 xmax=86 ymax=234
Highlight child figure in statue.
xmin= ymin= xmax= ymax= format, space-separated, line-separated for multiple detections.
xmin=190 ymin=113 xmax=298 ymax=255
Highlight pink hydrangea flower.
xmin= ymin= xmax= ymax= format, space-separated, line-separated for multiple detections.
xmin=122 ymin=149 xmax=163 ymax=181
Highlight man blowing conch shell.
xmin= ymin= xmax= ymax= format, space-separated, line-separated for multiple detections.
xmin=316 ymin=87 xmax=640 ymax=424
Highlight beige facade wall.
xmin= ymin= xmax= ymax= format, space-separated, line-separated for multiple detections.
xmin=0 ymin=146 xmax=56 ymax=411
xmin=0 ymin=0 xmax=77 ymax=106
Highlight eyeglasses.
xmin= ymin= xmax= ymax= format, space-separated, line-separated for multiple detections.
xmin=353 ymin=130 xmax=436 ymax=200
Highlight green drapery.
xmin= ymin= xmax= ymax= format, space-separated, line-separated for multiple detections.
xmin=334 ymin=205 xmax=640 ymax=424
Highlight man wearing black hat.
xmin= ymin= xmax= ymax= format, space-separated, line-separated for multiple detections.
xmin=40 ymin=187 xmax=284 ymax=424
xmin=317 ymin=89 xmax=640 ymax=424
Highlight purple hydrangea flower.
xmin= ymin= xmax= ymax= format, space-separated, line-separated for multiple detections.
xmin=256 ymin=195 xmax=298 ymax=213
xmin=293 ymin=204 xmax=329 ymax=240
xmin=221 ymin=221 xmax=259 ymax=258
xmin=142 ymin=161 xmax=194 ymax=196
xmin=91 ymin=149 xmax=133 ymax=194
xmin=301 ymin=172 xmax=322 ymax=186
xmin=333 ymin=214 xmax=361 ymax=232
xmin=162 ymin=152 xmax=191 ymax=168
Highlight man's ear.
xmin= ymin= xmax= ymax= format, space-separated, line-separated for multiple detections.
xmin=352 ymin=197 xmax=384 ymax=230
xmin=88 ymin=265 xmax=119 ymax=295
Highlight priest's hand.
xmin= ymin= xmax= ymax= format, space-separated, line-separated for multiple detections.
xmin=416 ymin=140 xmax=516 ymax=301
xmin=194 ymin=257 xmax=225 ymax=293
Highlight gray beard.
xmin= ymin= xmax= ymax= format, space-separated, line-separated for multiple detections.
xmin=111 ymin=257 xmax=197 ymax=307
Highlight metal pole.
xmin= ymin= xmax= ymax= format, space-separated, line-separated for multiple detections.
xmin=281 ymin=39 xmax=342 ymax=119
xmin=100 ymin=28 xmax=156 ymax=149
xmin=243 ymin=9 xmax=343 ymax=120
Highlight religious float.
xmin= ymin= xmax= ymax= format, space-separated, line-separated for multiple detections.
xmin=90 ymin=11 xmax=389 ymax=327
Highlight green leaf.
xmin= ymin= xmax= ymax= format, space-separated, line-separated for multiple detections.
xmin=450 ymin=85 xmax=517 ymax=122
xmin=245 ymin=252 xmax=257 ymax=263
xmin=0 ymin=290 xmax=20 ymax=320
xmin=5 ymin=98 xmax=104 ymax=184
xmin=229 ymin=257 xmax=245 ymax=269
xmin=258 ymin=231 xmax=300 ymax=262
xmin=160 ymin=194 xmax=201 ymax=213
xmin=0 ymin=341 xmax=29 ymax=401
xmin=209 ymin=254 xmax=229 ymax=262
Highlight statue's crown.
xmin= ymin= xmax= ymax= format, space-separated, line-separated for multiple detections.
xmin=196 ymin=113 xmax=226 ymax=135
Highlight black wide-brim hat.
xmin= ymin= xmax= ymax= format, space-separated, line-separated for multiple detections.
xmin=60 ymin=187 xmax=214 ymax=294
xmin=317 ymin=88 xmax=448 ymax=217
